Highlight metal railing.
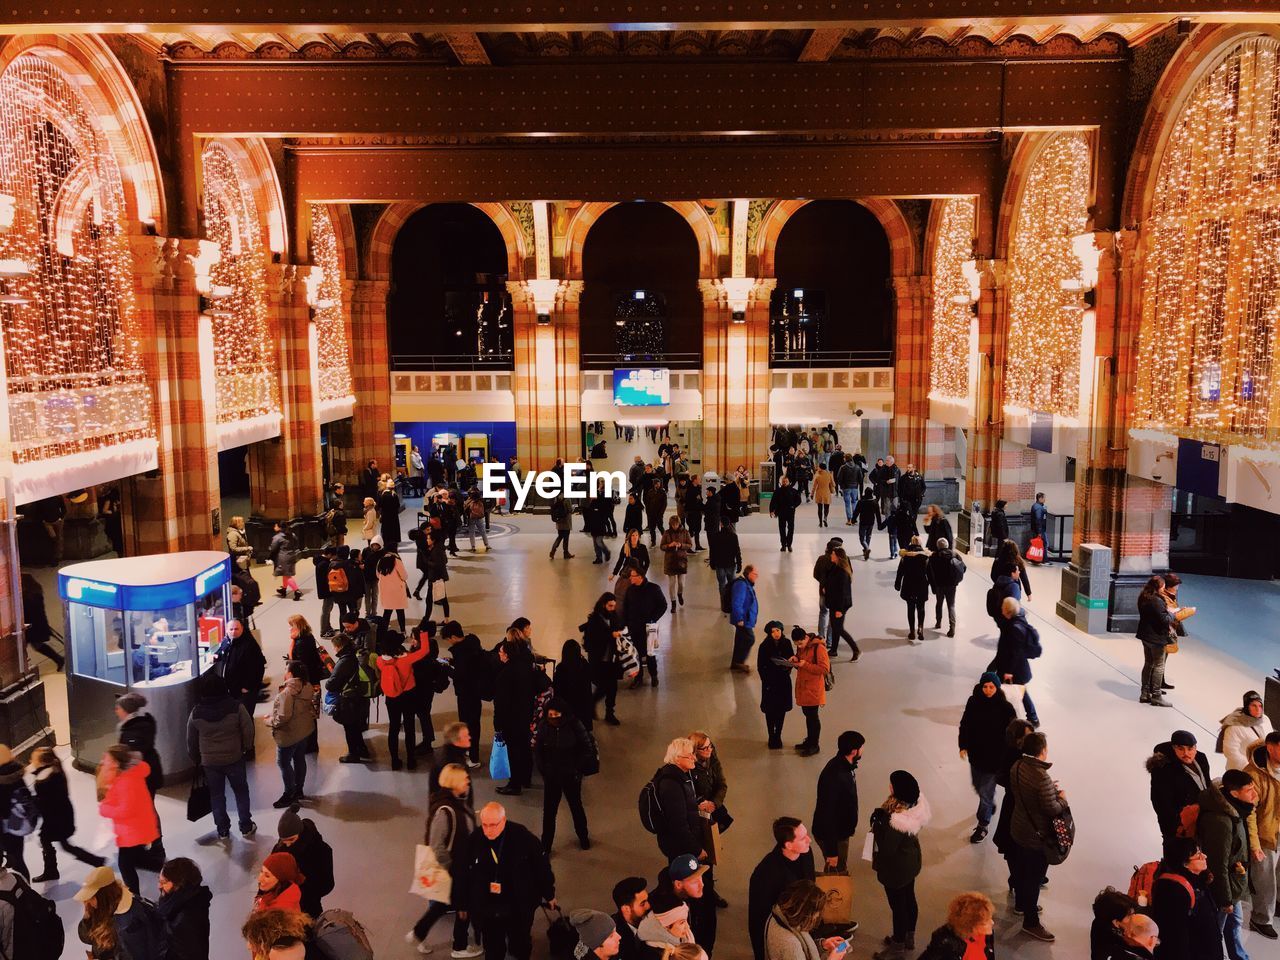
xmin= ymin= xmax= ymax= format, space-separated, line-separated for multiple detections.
xmin=581 ymin=352 xmax=703 ymax=370
xmin=391 ymin=354 xmax=513 ymax=371
xmin=769 ymin=349 xmax=894 ymax=368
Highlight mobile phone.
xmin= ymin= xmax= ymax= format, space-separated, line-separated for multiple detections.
xmin=833 ymin=940 xmax=850 ymax=954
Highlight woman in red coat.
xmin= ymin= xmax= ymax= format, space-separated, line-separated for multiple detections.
xmin=253 ymin=851 xmax=304 ymax=913
xmin=791 ymin=630 xmax=831 ymax=757
xmin=96 ymin=744 xmax=160 ymax=895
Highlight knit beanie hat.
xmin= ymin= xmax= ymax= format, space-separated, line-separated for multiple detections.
xmin=890 ymin=770 xmax=920 ymax=806
xmin=570 ymin=909 xmax=616 ymax=956
xmin=654 ymin=902 xmax=690 ymax=927
xmin=979 ymin=671 xmax=1001 ymax=688
xmin=763 ymin=620 xmax=785 ymax=637
xmin=277 ymin=805 xmax=304 ymax=839
xmin=1244 ymin=690 xmax=1263 ymax=710
xmin=262 ymin=852 xmax=302 ymax=886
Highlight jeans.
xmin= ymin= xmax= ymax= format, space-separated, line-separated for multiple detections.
xmin=970 ymin=767 xmax=998 ymax=825
xmin=205 ymin=759 xmax=253 ymax=835
xmin=715 ymin=566 xmax=735 ymax=606
xmin=1021 ymin=688 xmax=1040 ymax=725
xmin=1218 ymin=901 xmax=1249 ymax=960
xmin=777 ymin=515 xmax=794 ymax=549
xmin=386 ymin=693 xmax=418 ymax=763
xmin=1141 ymin=642 xmax=1168 ymax=698
xmin=884 ymin=881 xmax=918 ymax=942
xmin=843 ymin=488 xmax=859 ymax=521
xmin=817 ymin=598 xmax=829 ymax=638
xmin=1011 ymin=843 xmax=1049 ymax=922
xmin=802 ymin=705 xmax=821 ymax=748
xmin=550 ymin=530 xmax=571 ymax=557
xmin=466 ymin=516 xmax=489 ymax=550
xmin=888 ymin=530 xmax=899 ymax=556
xmin=858 ymin=520 xmax=874 ymax=552
xmin=320 ymin=596 xmax=336 ymax=634
xmin=1252 ymin=847 xmax=1278 ymax=924
xmin=542 ymin=774 xmax=589 ymax=849
xmin=732 ymin=625 xmax=755 ymax=665
xmin=276 ymin=740 xmax=308 ymax=797
xmin=592 ymin=535 xmax=611 ymax=563
xmin=934 ymin=587 xmax=957 ymax=629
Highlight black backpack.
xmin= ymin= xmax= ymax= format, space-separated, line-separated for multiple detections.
xmin=0 ymin=874 xmax=64 ymax=960
xmin=638 ymin=768 xmax=667 ymax=834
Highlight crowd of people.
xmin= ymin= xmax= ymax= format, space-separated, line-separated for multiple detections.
xmin=0 ymin=429 xmax=1271 ymax=960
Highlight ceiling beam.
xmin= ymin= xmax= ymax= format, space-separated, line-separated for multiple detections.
xmin=797 ymin=28 xmax=846 ymax=63
xmin=444 ymin=32 xmax=490 ymax=65
xmin=0 ymin=1 xmax=1268 ymax=33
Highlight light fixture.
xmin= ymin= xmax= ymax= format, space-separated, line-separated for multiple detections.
xmin=793 ymin=288 xmax=804 ymax=299
xmin=0 ymin=259 xmax=34 ymax=279
xmin=634 ymin=290 xmax=646 ymax=300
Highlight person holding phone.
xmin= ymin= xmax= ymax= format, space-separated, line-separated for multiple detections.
xmin=764 ymin=879 xmax=850 ymax=959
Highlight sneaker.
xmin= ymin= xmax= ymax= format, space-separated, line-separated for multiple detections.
xmin=240 ymin=820 xmax=257 ymax=837
xmin=970 ymin=824 xmax=988 ymax=844
xmin=1250 ymin=921 xmax=1279 ymax=940
xmin=417 ymin=941 xmax=434 ymax=955
xmin=1022 ymin=923 xmax=1055 ymax=943
xmin=451 ymin=947 xmax=483 ymax=959
xmin=465 ymin=759 xmax=481 ymax=769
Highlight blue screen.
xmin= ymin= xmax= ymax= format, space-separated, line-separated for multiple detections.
xmin=613 ymin=368 xmax=670 ymax=406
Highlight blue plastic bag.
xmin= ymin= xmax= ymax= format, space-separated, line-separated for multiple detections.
xmin=489 ymin=734 xmax=511 ymax=781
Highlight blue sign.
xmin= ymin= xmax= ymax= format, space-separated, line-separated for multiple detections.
xmin=58 ymin=555 xmax=231 ymax=610
xmin=613 ymin=368 xmax=670 ymax=407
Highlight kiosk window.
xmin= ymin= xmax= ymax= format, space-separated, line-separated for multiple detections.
xmin=126 ymin=606 xmax=195 ymax=687
xmin=68 ymin=603 xmax=125 ymax=685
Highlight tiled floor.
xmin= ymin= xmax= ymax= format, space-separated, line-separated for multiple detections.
xmin=25 ymin=500 xmax=1275 ymax=958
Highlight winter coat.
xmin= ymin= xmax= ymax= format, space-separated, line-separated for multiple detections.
xmin=254 ymin=882 xmax=302 ymax=913
xmin=651 ymin=762 xmax=703 ymax=860
xmin=1217 ymin=709 xmax=1274 ymax=771
xmin=31 ymin=763 xmax=77 ymax=842
xmin=660 ymin=526 xmax=692 ymax=575
xmin=535 ymin=716 xmax=591 ymax=781
xmin=269 ymin=531 xmax=299 ymax=577
xmin=157 ymin=882 xmax=212 ymax=960
xmin=894 ymin=546 xmax=930 ymax=602
xmin=622 ymin=578 xmax=668 ymax=639
xmin=705 ymin=528 xmax=742 ymax=576
xmin=118 ymin=711 xmax=164 ymax=795
xmin=1245 ymin=738 xmax=1280 ymax=852
xmin=958 ymin=686 xmax=1017 ymax=773
xmin=854 ymin=495 xmax=881 ymax=526
xmin=643 ymin=487 xmax=668 ymax=522
xmin=989 ymin=612 xmax=1040 ymax=685
xmin=812 ymin=469 xmax=836 ymax=505
xmin=271 ymin=819 xmax=335 ymax=918
xmin=1197 ymin=781 xmax=1252 ymax=906
xmin=837 ymin=460 xmax=866 ymax=493
xmin=269 ymin=677 xmax=318 ymax=748
xmin=98 ymin=761 xmax=160 ymax=848
xmin=613 ymin=541 xmax=651 ymax=577
xmin=821 ymin=563 xmax=853 ymax=612
xmin=757 ymin=634 xmax=794 ymax=715
xmin=1009 ymin=755 xmax=1066 ymax=854
xmin=924 ymin=516 xmax=953 ymax=552
xmin=378 ymin=489 xmax=402 ymax=546
xmin=926 ymin=547 xmax=965 ymax=597
xmin=225 ymin=525 xmax=254 ymax=564
xmin=97 ymin=895 xmax=174 ymax=960
xmin=448 ymin=633 xmax=487 ymax=702
xmin=493 ymin=649 xmax=537 ymax=737
xmin=691 ymin=750 xmax=728 ymax=808
xmin=553 ymin=657 xmax=595 ymax=730
xmin=1150 ymin=864 xmax=1221 ymax=960
xmin=794 ymin=641 xmax=830 ymax=708
xmin=870 ymin=796 xmax=931 ymax=889
xmin=1136 ymin=594 xmax=1177 ymax=647
xmin=583 ymin=498 xmax=609 ymax=536
xmin=377 ymin=554 xmax=409 ymax=611
xmin=770 ymin=485 xmax=801 ymax=518
xmin=186 ymin=695 xmax=255 ymax=767
xmin=220 ymin=630 xmax=267 ymax=699
xmin=764 ymin=908 xmax=823 ymax=960
xmin=748 ymin=847 xmax=816 ymax=960
xmin=988 ymin=508 xmax=1009 ymax=544
xmin=458 ymin=820 xmax=554 ymax=915
xmin=812 ymin=754 xmax=859 ymax=851
xmin=730 ymin=576 xmax=759 ymax=628
xmin=915 ymin=926 xmax=995 ymax=960
xmin=361 ymin=507 xmax=377 ymax=541
xmin=1147 ymin=741 xmax=1211 ymax=840
xmin=288 ymin=630 xmax=326 ymax=687
xmin=899 ymin=471 xmax=925 ymax=507
xmin=623 ymin=500 xmax=645 ymax=533
xmin=581 ymin=611 xmax=620 ymax=667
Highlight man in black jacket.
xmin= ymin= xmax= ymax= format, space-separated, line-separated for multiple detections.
xmin=1147 ymin=730 xmax=1210 ymax=840
xmin=769 ymin=477 xmax=801 ymax=552
xmin=707 ymin=523 xmax=742 ymax=612
xmin=611 ymin=876 xmax=662 ymax=960
xmin=652 ymin=741 xmax=704 ymax=862
xmin=925 ymin=538 xmax=964 ymax=637
xmin=623 ymin=567 xmax=668 ymax=687
xmin=494 ymin=640 xmax=538 ymax=795
xmin=812 ymin=731 xmax=865 ymax=872
xmin=899 ymin=464 xmax=925 ymax=516
xmin=747 ymin=817 xmax=817 ymax=960
xmin=272 ymin=806 xmax=334 ymax=918
xmin=445 ymin=624 xmax=485 ymax=765
xmin=459 ymin=802 xmax=556 ymax=960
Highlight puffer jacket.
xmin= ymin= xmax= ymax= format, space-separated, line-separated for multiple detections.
xmin=870 ymin=796 xmax=931 ymax=889
xmin=894 ymin=546 xmax=930 ymax=602
xmin=1244 ymin=738 xmax=1280 ymax=853
xmin=1009 ymin=755 xmax=1067 ymax=854
xmin=98 ymin=761 xmax=160 ymax=848
xmin=1146 ymin=740 xmax=1211 ymax=840
xmin=958 ymin=685 xmax=1017 ymax=773
xmin=269 ymin=677 xmax=318 ymax=748
xmin=187 ymin=695 xmax=255 ymax=767
xmin=1195 ymin=781 xmax=1251 ymax=906
xmin=1217 ymin=709 xmax=1274 ymax=771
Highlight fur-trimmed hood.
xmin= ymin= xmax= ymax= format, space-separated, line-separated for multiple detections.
xmin=888 ymin=795 xmax=932 ymax=836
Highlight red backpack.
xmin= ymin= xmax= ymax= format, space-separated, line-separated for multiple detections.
xmin=1129 ymin=861 xmax=1196 ymax=909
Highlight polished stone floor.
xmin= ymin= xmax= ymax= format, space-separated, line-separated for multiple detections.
xmin=29 ymin=498 xmax=1274 ymax=959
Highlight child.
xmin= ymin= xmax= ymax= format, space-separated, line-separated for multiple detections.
xmin=29 ymin=746 xmax=105 ymax=881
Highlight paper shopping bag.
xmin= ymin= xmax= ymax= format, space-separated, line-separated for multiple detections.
xmin=409 ymin=844 xmax=453 ymax=902
xmin=815 ymin=872 xmax=855 ymax=925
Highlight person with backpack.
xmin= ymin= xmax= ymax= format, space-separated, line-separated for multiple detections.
xmin=494 ymin=635 xmax=541 ymax=796
xmin=925 ymin=538 xmax=965 ymax=638
xmin=156 ymin=857 xmax=212 ymax=960
xmin=464 ymin=488 xmax=490 ymax=552
xmin=549 ymin=494 xmax=575 ymax=559
xmin=76 ymin=866 xmax=171 ymax=959
xmin=1148 ymin=837 xmax=1220 ymax=960
xmin=958 ymin=673 xmax=1016 ymax=845
xmin=643 ymin=738 xmax=705 ymax=862
xmin=269 ymin=522 xmax=303 ymax=601
xmin=757 ymin=623 xmax=795 ymax=751
xmin=1008 ymin=731 xmax=1068 ymax=943
xmin=893 ymin=537 xmax=930 ymax=643
xmin=268 ymin=661 xmax=318 ymax=807
xmin=535 ymin=697 xmax=594 ymax=853
xmin=374 ymin=631 xmax=435 ymax=770
xmin=791 ymin=631 xmax=831 ymax=758
xmin=0 ymin=746 xmax=33 ymax=879
xmin=326 ymin=631 xmax=373 ymax=764
xmin=186 ymin=673 xmax=257 ymax=842
xmin=96 ymin=744 xmax=162 ymax=895
xmin=989 ymin=597 xmax=1042 ymax=727
xmin=407 ymin=763 xmax=483 ymax=957
xmin=729 ymin=565 xmax=760 ymax=673
xmin=28 ymin=746 xmax=104 ymax=883
xmin=1147 ymin=730 xmax=1211 ymax=841
xmin=315 ymin=545 xmax=339 ymax=636
xmin=1197 ymin=769 xmax=1256 ymax=960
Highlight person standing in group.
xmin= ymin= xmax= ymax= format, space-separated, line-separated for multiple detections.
xmin=764 ymin=880 xmax=850 ymax=960
xmin=536 ymin=698 xmax=593 ymax=853
xmin=361 ymin=497 xmax=378 ymax=544
xmin=747 ymin=817 xmax=817 ymax=960
xmin=854 ymin=487 xmax=881 ymax=560
xmin=463 ymin=488 xmax=490 ymax=552
xmin=285 ymin=614 xmax=325 ymax=693
xmin=757 ymin=622 xmax=794 ymax=750
xmin=374 ymin=632 xmax=434 ymax=771
xmin=445 ymin=624 xmax=485 ymax=766
xmin=1197 ymin=768 xmax=1256 ymax=960
xmin=581 ymin=594 xmax=623 ymax=725
xmin=812 ymin=730 xmax=865 ymax=872
xmin=96 ymin=744 xmax=162 ymax=894
xmin=326 ymin=631 xmax=372 ymax=764
xmin=925 ymin=538 xmax=964 ymax=638
xmin=553 ymin=639 xmax=595 ymax=731
xmin=1136 ymin=575 xmax=1177 ymax=708
xmin=720 ymin=470 xmax=742 ymax=526
xmin=899 ymin=466 xmax=925 ymax=518
xmin=1218 ymin=690 xmax=1274 ymax=771
xmin=271 ymin=805 xmax=333 ymax=920
xmin=990 ymin=597 xmax=1042 ymax=727
xmin=649 ymin=738 xmax=706 ymax=862
xmin=28 ymin=746 xmax=105 ymax=881
xmin=314 ymin=545 xmax=339 ymax=637
xmin=417 ymin=526 xmax=452 ymax=619
xmin=376 ymin=550 xmax=410 ymax=635
xmin=186 ymin=673 xmax=257 ymax=842
xmin=623 ymin=564 xmax=668 ymax=689
xmin=459 ymin=802 xmax=557 ymax=960
xmin=913 ymin=893 xmax=995 ymax=960
xmin=958 ymin=672 xmax=1016 ymax=844
xmin=225 ymin=516 xmax=255 ymax=570
xmin=644 ymin=478 xmax=668 ymax=547
xmin=407 ymin=763 xmax=483 ymax=957
xmin=269 ymin=522 xmax=302 ymax=601
xmin=1147 ymin=729 xmax=1211 ymax=842
xmin=728 ymin=565 xmax=760 ymax=674
xmin=379 ymin=477 xmax=402 ymax=549
xmin=156 ymin=857 xmax=212 ymax=960
xmin=1148 ymin=838 xmax=1221 ymax=960
xmin=252 ymin=851 xmax=303 ymax=913
xmin=690 ymin=732 xmax=730 ymax=911
xmin=770 ymin=476 xmax=801 ymax=552
xmin=494 ymin=636 xmax=539 ymax=796
xmin=267 ymin=661 xmax=317 ymax=807
xmin=661 ymin=515 xmax=693 ymax=610
xmin=219 ymin=617 xmax=267 ymax=720
xmin=869 ymin=770 xmax=930 ymax=958
xmin=812 ymin=462 xmax=836 ymax=528
xmin=1244 ymin=731 xmax=1280 ymax=941
xmin=922 ymin=505 xmax=952 ymax=552
xmin=623 ymin=492 xmax=645 ymax=536
xmin=823 ymin=547 xmax=859 ymax=661
xmin=549 ymin=494 xmax=575 ymax=559
xmin=791 ymin=630 xmax=831 ymax=758
xmin=1008 ymin=732 xmax=1067 ymax=943
xmin=893 ymin=537 xmax=930 ymax=643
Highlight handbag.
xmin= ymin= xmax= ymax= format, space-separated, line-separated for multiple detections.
xmin=815 ymin=871 xmax=856 ymax=924
xmin=490 ymin=734 xmax=511 ymax=781
xmin=1165 ymin=640 xmax=1180 ymax=654
xmin=186 ymin=770 xmax=212 ymax=822
xmin=646 ymin=622 xmax=661 ymax=653
xmin=408 ymin=842 xmax=453 ymax=903
xmin=1026 ymin=536 xmax=1045 ymax=563
xmin=615 ymin=634 xmax=640 ymax=679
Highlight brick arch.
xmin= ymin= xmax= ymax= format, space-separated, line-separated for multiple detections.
xmin=201 ymin=138 xmax=287 ymax=256
xmin=364 ymin=201 xmax=529 ymax=282
xmin=756 ymin=198 xmax=916 ymax=279
xmin=0 ymin=34 xmax=166 ymax=232
xmin=563 ymin=200 xmax=720 ymax=280
xmin=995 ymin=131 xmax=1096 ymax=261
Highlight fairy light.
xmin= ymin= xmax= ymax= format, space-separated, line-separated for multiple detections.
xmin=0 ymin=54 xmax=153 ymax=465
xmin=1135 ymin=37 xmax=1280 ymax=447
xmin=308 ymin=204 xmax=353 ymax=404
xmin=201 ymin=142 xmax=280 ymax=425
xmin=1003 ymin=132 xmax=1092 ymax=419
xmin=929 ymin=196 xmax=977 ymax=400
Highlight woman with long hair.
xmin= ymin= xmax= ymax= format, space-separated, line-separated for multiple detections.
xmin=870 ymin=771 xmax=931 ymax=958
xmin=991 ymin=539 xmax=1031 ymax=599
xmin=894 ymin=537 xmax=931 ymax=643
xmin=765 ymin=879 xmax=849 ymax=960
xmin=822 ymin=547 xmax=860 ymax=661
xmin=252 ymin=852 xmax=304 ymax=912
xmin=377 ymin=550 xmax=410 ymax=634
xmin=612 ymin=528 xmax=651 ymax=584
xmin=554 ymin=638 xmax=595 ymax=731
xmin=157 ymin=857 xmax=213 ymax=960
xmin=96 ymin=744 xmax=161 ymax=895
xmin=581 ymin=593 xmax=622 ymax=726
xmin=914 ymin=892 xmax=995 ymax=960
xmin=28 ymin=746 xmax=104 ymax=882
xmin=1135 ymin=575 xmax=1176 ymax=708
xmin=286 ymin=614 xmax=325 ymax=686
xmin=77 ymin=867 xmax=172 ymax=958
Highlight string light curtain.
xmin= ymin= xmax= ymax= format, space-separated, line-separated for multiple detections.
xmin=308 ymin=204 xmax=354 ymax=405
xmin=0 ymin=54 xmax=153 ymax=465
xmin=201 ymin=142 xmax=280 ymax=425
xmin=929 ymin=197 xmax=977 ymax=400
xmin=1135 ymin=37 xmax=1280 ymax=446
xmin=1003 ymin=132 xmax=1092 ymax=419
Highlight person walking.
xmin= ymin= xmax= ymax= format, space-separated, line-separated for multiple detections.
xmin=1147 ymin=730 xmax=1211 ymax=842
xmin=989 ymin=597 xmax=1042 ymax=726
xmin=1218 ymin=690 xmax=1274 ymax=771
xmin=792 ymin=631 xmax=831 ymax=758
xmin=115 ymin=692 xmax=164 ymax=797
xmin=1137 ymin=576 xmax=1177 ymax=708
xmin=644 ymin=479 xmax=669 ymax=547
xmin=414 ymin=526 xmax=451 ymax=618
xmin=813 ymin=464 xmax=836 ymax=528
xmin=267 ymin=661 xmax=317 ymax=807
xmin=550 ymin=494 xmax=575 ymax=559
xmin=1244 ymin=731 xmax=1280 ymax=940
xmin=728 ymin=565 xmax=760 ymax=673
xmin=614 ymin=528 xmax=652 ymax=583
xmin=812 ymin=536 xmax=839 ymax=641
xmin=28 ymin=746 xmax=105 ymax=882
xmin=95 ymin=744 xmax=162 ymax=894
xmin=822 ymin=547 xmax=859 ymax=661
xmin=536 ymin=698 xmax=593 ymax=853
xmin=1008 ymin=732 xmax=1068 ymax=943
xmin=660 ymin=515 xmax=693 ymax=609
xmin=684 ymin=476 xmax=705 ymax=552
xmin=837 ymin=456 xmax=866 ymax=527
xmin=156 ymin=857 xmax=212 ymax=960
xmin=186 ymin=673 xmax=257 ymax=842
xmin=326 ymin=631 xmax=372 ymax=764
xmin=925 ymin=538 xmax=964 ymax=638
xmin=894 ymin=537 xmax=930 ymax=643
xmin=1029 ymin=492 xmax=1050 ymax=562
xmin=757 ymin=622 xmax=794 ymax=750
xmin=958 ymin=672 xmax=1016 ymax=844
xmin=812 ymin=730 xmax=865 ymax=872
xmin=406 ymin=763 xmax=483 ymax=957
xmin=585 ymin=492 xmax=613 ymax=564
xmin=269 ymin=523 xmax=302 ymax=600
xmin=899 ymin=466 xmax=925 ymax=518
xmin=623 ymin=565 xmax=668 ymax=688
xmin=463 ymin=488 xmax=490 ymax=552
xmin=374 ymin=632 xmax=434 ymax=770
xmin=1197 ymin=769 xmax=1256 ymax=960
xmin=708 ymin=521 xmax=742 ymax=610
xmin=869 ymin=770 xmax=930 ymax=958
xmin=770 ymin=476 xmax=801 ymax=552
xmin=376 ymin=551 xmax=410 ymax=635
xmin=854 ymin=487 xmax=881 ymax=560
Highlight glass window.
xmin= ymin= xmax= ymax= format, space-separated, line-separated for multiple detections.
xmin=68 ymin=603 xmax=126 ymax=685
xmin=125 ymin=604 xmax=195 ymax=688
xmin=196 ymin=585 xmax=230 ymax=676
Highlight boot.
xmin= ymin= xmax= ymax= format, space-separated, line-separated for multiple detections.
xmin=947 ymin=624 xmax=956 ymax=638
xmin=32 ymin=846 xmax=58 ymax=883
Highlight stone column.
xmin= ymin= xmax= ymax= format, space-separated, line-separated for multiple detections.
xmin=121 ymin=235 xmax=222 ymax=555
xmin=889 ymin=274 xmax=932 ymax=472
xmin=509 ymin=279 xmax=582 ymax=471
xmin=349 ymin=279 xmax=394 ymax=485
xmin=699 ymin=278 xmax=773 ymax=476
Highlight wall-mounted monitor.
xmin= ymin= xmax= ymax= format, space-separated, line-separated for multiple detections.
xmin=613 ymin=368 xmax=670 ymax=407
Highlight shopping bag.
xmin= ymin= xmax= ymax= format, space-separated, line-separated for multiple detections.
xmin=703 ymin=820 xmax=724 ymax=866
xmin=1026 ymin=536 xmax=1045 ymax=563
xmin=186 ymin=770 xmax=212 ymax=822
xmin=489 ymin=734 xmax=511 ymax=781
xmin=646 ymin=622 xmax=661 ymax=653
xmin=816 ymin=872 xmax=856 ymax=925
xmin=408 ymin=843 xmax=453 ymax=903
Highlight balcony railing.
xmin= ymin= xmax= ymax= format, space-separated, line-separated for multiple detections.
xmin=581 ymin=352 xmax=703 ymax=370
xmin=391 ymin=354 xmax=514 ymax=371
xmin=769 ymin=349 xmax=894 ymax=369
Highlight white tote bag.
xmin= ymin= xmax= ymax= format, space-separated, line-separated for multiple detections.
xmin=647 ymin=622 xmax=662 ymax=653
xmin=409 ymin=843 xmax=453 ymax=903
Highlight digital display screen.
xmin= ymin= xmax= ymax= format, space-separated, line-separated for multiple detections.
xmin=613 ymin=368 xmax=670 ymax=406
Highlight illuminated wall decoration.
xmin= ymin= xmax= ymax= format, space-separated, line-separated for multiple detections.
xmin=1135 ymin=37 xmax=1280 ymax=446
xmin=308 ymin=204 xmax=354 ymax=410
xmin=1003 ymin=132 xmax=1092 ymax=418
xmin=0 ymin=54 xmax=155 ymax=479
xmin=201 ymin=141 xmax=280 ymax=432
xmin=928 ymin=197 xmax=977 ymax=401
